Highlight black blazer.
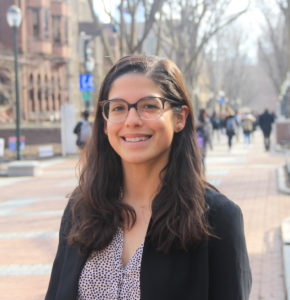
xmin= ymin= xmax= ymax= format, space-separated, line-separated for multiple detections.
xmin=45 ymin=189 xmax=252 ymax=300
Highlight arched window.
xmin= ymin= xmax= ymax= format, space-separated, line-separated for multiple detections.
xmin=58 ymin=93 xmax=61 ymax=106
xmin=51 ymin=76 xmax=56 ymax=111
xmin=37 ymin=74 xmax=42 ymax=111
xmin=29 ymin=74 xmax=35 ymax=112
xmin=44 ymin=75 xmax=49 ymax=110
xmin=29 ymin=74 xmax=33 ymax=85
xmin=52 ymin=93 xmax=55 ymax=111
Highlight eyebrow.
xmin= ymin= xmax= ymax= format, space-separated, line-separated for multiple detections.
xmin=107 ymin=95 xmax=163 ymax=101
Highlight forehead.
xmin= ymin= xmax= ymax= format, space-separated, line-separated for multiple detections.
xmin=108 ymin=73 xmax=163 ymax=100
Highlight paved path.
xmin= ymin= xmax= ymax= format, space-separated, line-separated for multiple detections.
xmin=0 ymin=131 xmax=289 ymax=299
xmin=207 ymin=132 xmax=289 ymax=300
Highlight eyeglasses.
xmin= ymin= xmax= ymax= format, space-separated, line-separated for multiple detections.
xmin=100 ymin=96 xmax=183 ymax=123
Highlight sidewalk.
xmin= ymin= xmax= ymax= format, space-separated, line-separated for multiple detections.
xmin=206 ymin=132 xmax=289 ymax=300
xmin=0 ymin=131 xmax=289 ymax=299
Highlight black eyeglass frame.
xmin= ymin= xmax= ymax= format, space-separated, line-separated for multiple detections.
xmin=99 ymin=96 xmax=185 ymax=122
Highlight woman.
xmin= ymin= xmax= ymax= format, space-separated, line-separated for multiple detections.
xmin=45 ymin=55 xmax=251 ymax=300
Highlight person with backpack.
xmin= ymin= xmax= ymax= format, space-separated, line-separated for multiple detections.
xmin=224 ymin=107 xmax=237 ymax=151
xmin=73 ymin=110 xmax=92 ymax=149
xmin=241 ymin=113 xmax=254 ymax=145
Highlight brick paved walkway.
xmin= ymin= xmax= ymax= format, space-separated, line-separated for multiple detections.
xmin=0 ymin=131 xmax=289 ymax=299
xmin=207 ymin=131 xmax=289 ymax=300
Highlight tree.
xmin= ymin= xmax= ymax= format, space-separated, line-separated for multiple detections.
xmin=91 ymin=0 xmax=165 ymax=60
xmin=0 ymin=54 xmax=13 ymax=123
xmin=257 ymin=0 xmax=289 ymax=94
xmin=156 ymin=0 xmax=249 ymax=90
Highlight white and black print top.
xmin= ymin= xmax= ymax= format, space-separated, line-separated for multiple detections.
xmin=78 ymin=228 xmax=144 ymax=300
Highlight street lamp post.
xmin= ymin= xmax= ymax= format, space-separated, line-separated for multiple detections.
xmin=6 ymin=5 xmax=22 ymax=160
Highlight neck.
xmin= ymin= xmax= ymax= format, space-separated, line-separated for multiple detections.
xmin=121 ymin=159 xmax=167 ymax=210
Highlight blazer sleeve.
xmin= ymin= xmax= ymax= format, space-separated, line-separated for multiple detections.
xmin=45 ymin=201 xmax=72 ymax=300
xmin=208 ymin=195 xmax=252 ymax=300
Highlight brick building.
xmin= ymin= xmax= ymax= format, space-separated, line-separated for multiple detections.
xmin=0 ymin=0 xmax=71 ymax=124
xmin=0 ymin=0 xmax=121 ymax=158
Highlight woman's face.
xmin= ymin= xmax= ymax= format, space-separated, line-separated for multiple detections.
xmin=104 ymin=73 xmax=188 ymax=167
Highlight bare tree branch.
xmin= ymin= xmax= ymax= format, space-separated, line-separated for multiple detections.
xmin=87 ymin=0 xmax=114 ymax=65
xmin=132 ymin=0 xmax=166 ymax=53
xmin=157 ymin=0 xmax=249 ymax=90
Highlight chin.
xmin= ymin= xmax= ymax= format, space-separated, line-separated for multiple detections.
xmin=121 ymin=156 xmax=152 ymax=165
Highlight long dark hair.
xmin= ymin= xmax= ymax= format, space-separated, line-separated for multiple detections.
xmin=68 ymin=55 xmax=211 ymax=254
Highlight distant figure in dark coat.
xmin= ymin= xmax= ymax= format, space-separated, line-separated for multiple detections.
xmin=259 ymin=109 xmax=275 ymax=151
xmin=224 ymin=107 xmax=237 ymax=151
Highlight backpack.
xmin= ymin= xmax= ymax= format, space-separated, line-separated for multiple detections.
xmin=74 ymin=120 xmax=92 ymax=147
xmin=79 ymin=120 xmax=92 ymax=143
xmin=242 ymin=119 xmax=253 ymax=132
xmin=226 ymin=117 xmax=236 ymax=133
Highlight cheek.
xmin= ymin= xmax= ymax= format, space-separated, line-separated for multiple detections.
xmin=155 ymin=119 xmax=176 ymax=143
xmin=106 ymin=123 xmax=121 ymax=144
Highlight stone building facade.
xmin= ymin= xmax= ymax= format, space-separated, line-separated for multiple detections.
xmin=0 ymin=0 xmax=121 ymax=158
xmin=0 ymin=0 xmax=71 ymax=124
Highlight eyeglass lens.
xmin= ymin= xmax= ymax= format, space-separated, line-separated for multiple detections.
xmin=103 ymin=97 xmax=164 ymax=122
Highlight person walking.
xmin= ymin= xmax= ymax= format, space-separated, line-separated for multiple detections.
xmin=210 ymin=110 xmax=221 ymax=141
xmin=242 ymin=113 xmax=255 ymax=145
xmin=73 ymin=110 xmax=92 ymax=149
xmin=45 ymin=55 xmax=251 ymax=300
xmin=196 ymin=109 xmax=212 ymax=168
xmin=224 ymin=107 xmax=237 ymax=151
xmin=259 ymin=108 xmax=275 ymax=151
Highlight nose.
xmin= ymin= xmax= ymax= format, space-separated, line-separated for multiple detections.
xmin=124 ymin=107 xmax=143 ymax=126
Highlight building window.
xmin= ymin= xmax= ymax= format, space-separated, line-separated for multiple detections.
xmin=64 ymin=18 xmax=68 ymax=44
xmin=0 ymin=68 xmax=11 ymax=85
xmin=31 ymin=8 xmax=41 ymax=39
xmin=52 ymin=15 xmax=62 ymax=44
xmin=29 ymin=89 xmax=35 ymax=112
xmin=37 ymin=74 xmax=42 ymax=111
xmin=44 ymin=9 xmax=50 ymax=39
xmin=29 ymin=74 xmax=35 ymax=112
xmin=44 ymin=75 xmax=50 ymax=110
xmin=52 ymin=93 xmax=55 ymax=111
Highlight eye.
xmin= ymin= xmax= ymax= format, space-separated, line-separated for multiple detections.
xmin=143 ymin=103 xmax=159 ymax=109
xmin=140 ymin=98 xmax=162 ymax=110
xmin=110 ymin=102 xmax=126 ymax=112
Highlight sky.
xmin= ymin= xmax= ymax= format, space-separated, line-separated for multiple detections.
xmin=94 ymin=0 xmax=268 ymax=61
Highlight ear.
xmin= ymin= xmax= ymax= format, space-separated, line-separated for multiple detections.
xmin=174 ymin=105 xmax=189 ymax=132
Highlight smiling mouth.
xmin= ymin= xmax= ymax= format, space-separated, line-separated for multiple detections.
xmin=122 ymin=136 xmax=151 ymax=142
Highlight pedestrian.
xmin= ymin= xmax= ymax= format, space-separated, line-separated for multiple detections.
xmin=73 ymin=110 xmax=92 ymax=149
xmin=45 ymin=55 xmax=251 ymax=300
xmin=224 ymin=106 xmax=237 ymax=151
xmin=234 ymin=110 xmax=242 ymax=142
xmin=242 ymin=113 xmax=254 ymax=145
xmin=210 ymin=110 xmax=221 ymax=141
xmin=196 ymin=108 xmax=212 ymax=167
xmin=259 ymin=108 xmax=275 ymax=151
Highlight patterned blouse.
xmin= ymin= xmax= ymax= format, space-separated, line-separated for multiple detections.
xmin=78 ymin=228 xmax=144 ymax=300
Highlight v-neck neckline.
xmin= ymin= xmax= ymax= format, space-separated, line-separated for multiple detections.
xmin=118 ymin=227 xmax=145 ymax=269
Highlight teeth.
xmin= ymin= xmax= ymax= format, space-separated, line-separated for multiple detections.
xmin=124 ymin=136 xmax=149 ymax=142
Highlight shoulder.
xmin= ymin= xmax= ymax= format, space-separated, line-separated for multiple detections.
xmin=59 ymin=198 xmax=74 ymax=239
xmin=205 ymin=188 xmax=242 ymax=228
xmin=205 ymin=188 xmax=239 ymax=211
